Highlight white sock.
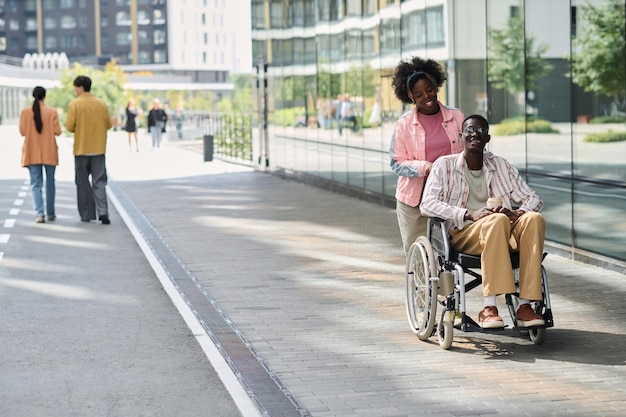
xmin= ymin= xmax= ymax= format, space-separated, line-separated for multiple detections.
xmin=518 ymin=298 xmax=530 ymax=306
xmin=483 ymin=295 xmax=497 ymax=308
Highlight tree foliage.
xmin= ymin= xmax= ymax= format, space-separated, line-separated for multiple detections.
xmin=571 ymin=0 xmax=625 ymax=101
xmin=488 ymin=14 xmax=553 ymax=95
xmin=47 ymin=61 xmax=126 ymax=120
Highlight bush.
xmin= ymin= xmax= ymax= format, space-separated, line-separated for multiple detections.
xmin=273 ymin=107 xmax=306 ymax=127
xmin=491 ymin=118 xmax=559 ymax=136
xmin=583 ymin=130 xmax=626 ymax=143
xmin=589 ymin=115 xmax=626 ymax=124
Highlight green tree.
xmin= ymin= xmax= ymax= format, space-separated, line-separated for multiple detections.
xmin=488 ymin=14 xmax=553 ymax=107
xmin=217 ymin=73 xmax=253 ymax=112
xmin=571 ymin=0 xmax=625 ymax=115
xmin=47 ymin=61 xmax=126 ymax=124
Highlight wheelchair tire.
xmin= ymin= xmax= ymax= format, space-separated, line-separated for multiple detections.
xmin=405 ymin=236 xmax=437 ymax=341
xmin=529 ymin=327 xmax=546 ymax=345
xmin=438 ymin=311 xmax=454 ymax=350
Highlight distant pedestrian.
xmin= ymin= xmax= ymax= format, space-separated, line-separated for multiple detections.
xmin=66 ymin=75 xmax=113 ymax=225
xmin=173 ymin=103 xmax=185 ymax=140
xmin=19 ymin=86 xmax=62 ymax=223
xmin=340 ymin=93 xmax=357 ymax=133
xmin=147 ymin=98 xmax=168 ymax=150
xmin=125 ymin=98 xmax=141 ymax=152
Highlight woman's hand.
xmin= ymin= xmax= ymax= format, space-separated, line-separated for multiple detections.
xmin=424 ymin=161 xmax=433 ymax=177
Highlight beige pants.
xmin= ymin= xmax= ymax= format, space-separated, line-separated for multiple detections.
xmin=449 ymin=212 xmax=545 ymax=300
xmin=396 ymin=200 xmax=428 ymax=256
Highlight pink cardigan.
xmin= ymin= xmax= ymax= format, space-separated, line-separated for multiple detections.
xmin=390 ymin=103 xmax=465 ymax=207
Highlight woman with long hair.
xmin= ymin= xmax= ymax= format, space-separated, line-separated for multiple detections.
xmin=19 ymin=86 xmax=62 ymax=223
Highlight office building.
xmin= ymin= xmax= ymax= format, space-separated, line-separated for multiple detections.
xmin=251 ymin=0 xmax=626 ymax=271
xmin=0 ymin=0 xmax=252 ymax=120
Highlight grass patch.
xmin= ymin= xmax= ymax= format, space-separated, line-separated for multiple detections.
xmin=491 ymin=118 xmax=559 ymax=136
xmin=583 ymin=130 xmax=626 ymax=143
xmin=589 ymin=115 xmax=626 ymax=124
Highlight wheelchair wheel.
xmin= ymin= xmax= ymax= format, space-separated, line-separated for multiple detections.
xmin=405 ymin=236 xmax=437 ymax=341
xmin=529 ymin=327 xmax=546 ymax=345
xmin=438 ymin=311 xmax=454 ymax=350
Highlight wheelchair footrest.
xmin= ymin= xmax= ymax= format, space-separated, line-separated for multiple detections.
xmin=457 ymin=313 xmax=507 ymax=332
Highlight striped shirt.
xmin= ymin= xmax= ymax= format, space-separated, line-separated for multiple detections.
xmin=420 ymin=152 xmax=543 ymax=231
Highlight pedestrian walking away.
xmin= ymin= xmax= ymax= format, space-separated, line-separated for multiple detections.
xmin=65 ymin=75 xmax=113 ymax=225
xmin=19 ymin=85 xmax=62 ymax=223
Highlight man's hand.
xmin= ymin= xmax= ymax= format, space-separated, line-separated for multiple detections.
xmin=464 ymin=207 xmax=525 ymax=223
xmin=491 ymin=207 xmax=524 ymax=222
xmin=464 ymin=207 xmax=493 ymax=222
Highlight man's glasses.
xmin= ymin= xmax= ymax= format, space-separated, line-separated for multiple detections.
xmin=463 ymin=126 xmax=489 ymax=135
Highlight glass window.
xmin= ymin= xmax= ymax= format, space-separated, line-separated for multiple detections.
xmin=116 ymin=31 xmax=130 ymax=45
xmin=292 ymin=0 xmax=304 ymax=27
xmin=425 ymin=6 xmax=444 ymax=45
xmin=153 ymin=29 xmax=166 ymax=45
xmin=116 ymin=11 xmax=131 ymax=26
xmin=25 ymin=0 xmax=36 ymax=11
xmin=42 ymin=0 xmax=55 ymax=10
xmin=25 ymin=18 xmax=37 ymax=31
xmin=154 ymin=49 xmax=167 ymax=63
xmin=138 ymin=50 xmax=150 ymax=64
xmin=61 ymin=15 xmax=77 ymax=29
xmin=252 ymin=0 xmax=265 ymax=29
xmin=9 ymin=19 xmax=19 ymax=30
xmin=153 ymin=9 xmax=165 ymax=24
xmin=137 ymin=10 xmax=150 ymax=25
xmin=101 ymin=14 xmax=108 ymax=27
xmin=44 ymin=17 xmax=57 ymax=29
xmin=26 ymin=35 xmax=37 ymax=49
xmin=60 ymin=0 xmax=75 ymax=8
xmin=346 ymin=0 xmax=362 ymax=17
xmin=61 ymin=34 xmax=76 ymax=48
xmin=270 ymin=0 xmax=283 ymax=28
xmin=44 ymin=36 xmax=57 ymax=49
xmin=138 ymin=30 xmax=149 ymax=44
xmin=402 ymin=11 xmax=425 ymax=48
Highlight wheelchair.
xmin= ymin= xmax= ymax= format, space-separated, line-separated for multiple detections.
xmin=405 ymin=217 xmax=554 ymax=350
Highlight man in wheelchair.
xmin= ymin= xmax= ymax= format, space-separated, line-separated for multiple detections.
xmin=420 ymin=114 xmax=545 ymax=330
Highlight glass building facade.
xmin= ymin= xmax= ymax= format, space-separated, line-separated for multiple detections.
xmin=251 ymin=0 xmax=626 ymax=271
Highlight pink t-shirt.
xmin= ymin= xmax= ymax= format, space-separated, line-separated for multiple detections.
xmin=419 ymin=111 xmax=452 ymax=162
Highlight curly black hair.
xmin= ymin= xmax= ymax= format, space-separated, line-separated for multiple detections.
xmin=391 ymin=57 xmax=447 ymax=104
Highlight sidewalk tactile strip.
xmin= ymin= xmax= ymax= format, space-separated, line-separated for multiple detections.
xmin=109 ymin=181 xmax=310 ymax=417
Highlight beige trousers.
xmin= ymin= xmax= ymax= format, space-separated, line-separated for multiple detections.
xmin=449 ymin=212 xmax=545 ymax=300
xmin=396 ymin=200 xmax=428 ymax=255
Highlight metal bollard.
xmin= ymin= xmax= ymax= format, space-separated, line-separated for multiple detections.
xmin=203 ymin=134 xmax=214 ymax=162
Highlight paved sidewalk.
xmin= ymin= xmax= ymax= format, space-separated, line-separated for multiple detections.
xmin=0 ymin=127 xmax=250 ymax=417
xmin=2 ymin=126 xmax=626 ymax=416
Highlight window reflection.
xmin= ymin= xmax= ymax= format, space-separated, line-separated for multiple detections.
xmin=255 ymin=0 xmax=626 ymax=265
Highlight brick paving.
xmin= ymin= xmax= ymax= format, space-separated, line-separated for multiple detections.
xmin=104 ymin=131 xmax=626 ymax=416
xmin=2 ymin=126 xmax=626 ymax=416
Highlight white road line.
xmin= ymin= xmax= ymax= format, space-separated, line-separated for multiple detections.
xmin=108 ymin=187 xmax=262 ymax=417
xmin=4 ymin=219 xmax=15 ymax=228
xmin=14 ymin=199 xmax=24 ymax=206
xmin=18 ymin=191 xmax=27 ymax=197
xmin=0 ymin=252 xmax=3 ymax=262
xmin=0 ymin=234 xmax=10 ymax=243
xmin=9 ymin=208 xmax=19 ymax=215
